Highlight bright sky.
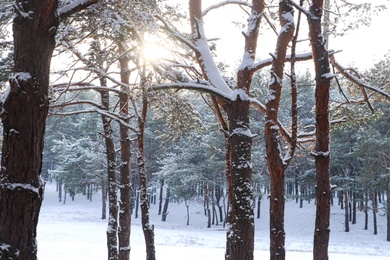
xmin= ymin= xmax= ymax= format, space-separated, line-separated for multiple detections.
xmin=329 ymin=4 xmax=390 ymax=69
xmin=173 ymin=1 xmax=390 ymax=71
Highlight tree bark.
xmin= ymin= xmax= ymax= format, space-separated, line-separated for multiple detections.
xmin=306 ymin=1 xmax=332 ymax=259
xmin=387 ymin=181 xmax=390 ymax=241
xmin=99 ymin=81 xmax=119 ymax=260
xmin=137 ymin=78 xmax=156 ymax=260
xmin=364 ymin=190 xmax=369 ymax=230
xmin=0 ymin=1 xmax=58 ymax=258
xmin=158 ymin=179 xmax=164 ymax=215
xmin=372 ymin=192 xmax=378 ymax=235
xmin=118 ymin=43 xmax=132 ymax=260
xmin=265 ymin=2 xmax=295 ymax=259
xmin=225 ymin=96 xmax=254 ymax=260
xmin=101 ymin=177 xmax=107 ymax=220
xmin=161 ymin=187 xmax=170 ymax=221
xmin=344 ymin=189 xmax=349 ymax=232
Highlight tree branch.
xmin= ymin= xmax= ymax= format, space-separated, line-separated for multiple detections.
xmin=330 ymin=54 xmax=390 ymax=99
xmin=58 ymin=0 xmax=99 ymax=20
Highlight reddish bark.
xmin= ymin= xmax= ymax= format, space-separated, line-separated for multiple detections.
xmin=99 ymin=78 xmax=119 ymax=260
xmin=306 ymin=1 xmax=332 ymax=259
xmin=118 ymin=43 xmax=132 ymax=260
xmin=137 ymin=79 xmax=156 ymax=260
xmin=265 ymin=2 xmax=295 ymax=259
xmin=188 ymin=1 xmax=264 ymax=259
xmin=0 ymin=1 xmax=59 ymax=258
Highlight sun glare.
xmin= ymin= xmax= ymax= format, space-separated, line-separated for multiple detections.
xmin=142 ymin=41 xmax=169 ymax=62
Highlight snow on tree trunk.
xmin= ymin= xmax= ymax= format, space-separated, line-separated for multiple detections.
xmin=265 ymin=2 xmax=295 ymax=259
xmin=118 ymin=43 xmax=131 ymax=260
xmin=306 ymin=1 xmax=332 ymax=259
xmin=225 ymin=96 xmax=254 ymax=260
xmin=138 ymin=79 xmax=156 ymax=260
xmin=99 ymin=83 xmax=119 ymax=260
xmin=0 ymin=1 xmax=58 ymax=258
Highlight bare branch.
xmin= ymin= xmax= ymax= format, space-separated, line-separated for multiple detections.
xmin=330 ymin=54 xmax=390 ymax=99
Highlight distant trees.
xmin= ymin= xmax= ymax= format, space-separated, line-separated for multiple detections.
xmin=0 ymin=0 xmax=389 ymax=260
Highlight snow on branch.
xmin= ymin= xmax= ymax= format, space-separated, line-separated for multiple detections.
xmin=251 ymin=50 xmax=337 ymax=72
xmin=202 ymin=1 xmax=251 ymax=17
xmin=50 ymin=99 xmax=104 ymax=110
xmin=50 ymin=108 xmax=138 ymax=133
xmin=192 ymin=19 xmax=232 ymax=94
xmin=52 ymin=83 xmax=126 ymax=95
xmin=58 ymin=0 xmax=99 ymax=20
xmin=152 ymin=82 xmax=233 ymax=102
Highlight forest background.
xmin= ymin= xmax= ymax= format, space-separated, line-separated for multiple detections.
xmin=0 ymin=0 xmax=389 ymax=260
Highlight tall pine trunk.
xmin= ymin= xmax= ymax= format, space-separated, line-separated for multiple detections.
xmin=307 ymin=1 xmax=332 ymax=258
xmin=265 ymin=2 xmax=295 ymax=259
xmin=225 ymin=96 xmax=254 ymax=260
xmin=137 ymin=82 xmax=156 ymax=260
xmin=0 ymin=1 xmax=58 ymax=258
xmin=99 ymin=80 xmax=119 ymax=260
xmin=344 ymin=190 xmax=349 ymax=232
xmin=118 ymin=43 xmax=132 ymax=260
xmin=372 ymin=192 xmax=378 ymax=235
xmin=161 ymin=187 xmax=170 ymax=221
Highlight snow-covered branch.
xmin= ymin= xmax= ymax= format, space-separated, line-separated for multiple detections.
xmin=50 ymin=108 xmax=137 ymax=133
xmin=58 ymin=0 xmax=99 ymax=20
xmin=50 ymin=100 xmax=104 ymax=110
xmin=152 ymin=82 xmax=233 ymax=102
xmin=52 ymin=83 xmax=126 ymax=95
xmin=202 ymin=1 xmax=251 ymax=17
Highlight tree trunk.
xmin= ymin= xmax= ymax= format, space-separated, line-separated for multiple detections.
xmin=364 ymin=190 xmax=369 ymax=230
xmin=137 ymin=85 xmax=156 ymax=260
xmin=204 ymin=183 xmax=211 ymax=228
xmin=372 ymin=192 xmax=377 ymax=235
xmin=295 ymin=176 xmax=299 ymax=204
xmin=158 ymin=179 xmax=164 ymax=215
xmin=117 ymin=43 xmax=131 ymax=260
xmin=161 ymin=187 xmax=170 ymax=221
xmin=257 ymin=196 xmax=261 ymax=219
xmin=307 ymin=1 xmax=332 ymax=259
xmin=101 ymin=177 xmax=107 ymax=220
xmin=265 ymin=2 xmax=295 ymax=259
xmin=186 ymin=201 xmax=190 ymax=225
xmin=344 ymin=190 xmax=349 ymax=232
xmin=352 ymin=191 xmax=357 ymax=225
xmin=58 ymin=180 xmax=62 ymax=202
xmin=99 ymin=83 xmax=119 ymax=260
xmin=135 ymin=191 xmax=140 ymax=219
xmin=224 ymin=96 xmax=254 ymax=260
xmin=0 ymin=1 xmax=58 ymax=258
xmin=387 ymin=181 xmax=390 ymax=241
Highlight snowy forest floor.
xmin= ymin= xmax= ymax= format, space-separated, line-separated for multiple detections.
xmin=37 ymin=182 xmax=390 ymax=259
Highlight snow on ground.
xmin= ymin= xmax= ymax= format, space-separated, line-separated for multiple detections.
xmin=37 ymin=182 xmax=390 ymax=259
